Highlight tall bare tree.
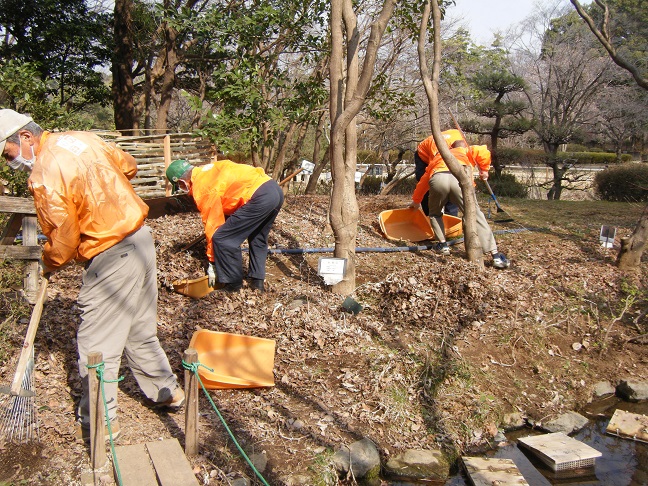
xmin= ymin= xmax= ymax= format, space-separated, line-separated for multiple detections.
xmin=418 ymin=0 xmax=484 ymax=267
xmin=569 ymin=0 xmax=648 ymax=272
xmin=513 ymin=3 xmax=614 ymax=199
xmin=570 ymin=0 xmax=647 ymax=89
xmin=112 ymin=0 xmax=135 ymax=132
xmin=329 ymin=0 xmax=397 ymax=295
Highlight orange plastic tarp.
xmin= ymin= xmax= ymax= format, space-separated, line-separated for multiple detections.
xmin=189 ymin=329 xmax=276 ymax=389
xmin=378 ymin=209 xmax=462 ymax=242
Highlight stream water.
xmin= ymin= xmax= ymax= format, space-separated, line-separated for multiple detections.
xmin=441 ymin=398 xmax=648 ymax=486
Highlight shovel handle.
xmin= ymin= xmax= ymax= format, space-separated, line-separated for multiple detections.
xmin=10 ymin=277 xmax=48 ymax=395
xmin=279 ymin=168 xmax=304 ymax=187
xmin=484 ymin=180 xmax=504 ymax=211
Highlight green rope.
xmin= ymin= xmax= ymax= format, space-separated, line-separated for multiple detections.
xmin=182 ymin=359 xmax=270 ymax=486
xmin=87 ymin=362 xmax=124 ymax=486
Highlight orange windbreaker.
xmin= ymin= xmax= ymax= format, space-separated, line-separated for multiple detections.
xmin=190 ymin=160 xmax=271 ymax=262
xmin=28 ymin=131 xmax=148 ymax=269
xmin=412 ymin=145 xmax=491 ymax=204
xmin=416 ymin=129 xmax=464 ymax=164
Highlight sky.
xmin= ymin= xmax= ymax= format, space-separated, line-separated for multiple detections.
xmin=447 ymin=0 xmax=552 ymax=45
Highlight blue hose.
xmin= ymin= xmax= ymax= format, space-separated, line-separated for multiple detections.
xmin=262 ymin=228 xmax=529 ymax=254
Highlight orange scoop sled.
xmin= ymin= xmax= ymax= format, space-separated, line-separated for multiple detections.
xmin=378 ymin=208 xmax=462 ymax=242
xmin=172 ymin=276 xmax=217 ymax=299
xmin=189 ymin=329 xmax=275 ymax=389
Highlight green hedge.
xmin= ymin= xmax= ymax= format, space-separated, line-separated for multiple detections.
xmin=497 ymin=148 xmax=623 ymax=166
xmin=476 ymin=173 xmax=528 ymax=198
xmin=594 ymin=163 xmax=648 ymax=202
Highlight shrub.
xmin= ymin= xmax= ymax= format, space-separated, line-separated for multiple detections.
xmin=476 ymin=173 xmax=528 ymax=198
xmin=0 ymin=164 xmax=30 ymax=197
xmin=594 ymin=163 xmax=648 ymax=202
xmin=497 ymin=148 xmax=620 ymax=166
xmin=559 ymin=152 xmax=618 ymax=165
xmin=358 ymin=175 xmax=383 ymax=195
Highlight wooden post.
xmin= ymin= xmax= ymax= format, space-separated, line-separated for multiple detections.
xmin=22 ymin=215 xmax=39 ymax=304
xmin=88 ymin=351 xmax=107 ymax=469
xmin=164 ymin=135 xmax=172 ymax=197
xmin=183 ymin=348 xmax=199 ymax=456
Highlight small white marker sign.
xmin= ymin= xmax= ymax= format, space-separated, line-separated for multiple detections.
xmin=318 ymin=257 xmax=347 ymax=285
xmin=599 ymin=225 xmax=616 ymax=248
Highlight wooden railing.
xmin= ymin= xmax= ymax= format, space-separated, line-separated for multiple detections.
xmin=0 ymin=196 xmax=40 ymax=303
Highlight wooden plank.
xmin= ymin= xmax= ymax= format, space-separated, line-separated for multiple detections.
xmin=146 ymin=438 xmax=199 ymax=486
xmin=1 ymin=213 xmax=23 ymax=245
xmin=0 ymin=246 xmax=42 ymax=259
xmin=113 ymin=444 xmax=158 ymax=486
xmin=0 ymin=196 xmax=36 ymax=215
xmin=462 ymin=457 xmax=529 ymax=486
xmin=517 ymin=432 xmax=601 ymax=471
xmin=606 ymin=409 xmax=648 ymax=443
xmin=22 ymin=215 xmax=39 ymax=300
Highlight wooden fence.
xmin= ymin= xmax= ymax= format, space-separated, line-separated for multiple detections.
xmin=98 ymin=132 xmax=216 ymax=198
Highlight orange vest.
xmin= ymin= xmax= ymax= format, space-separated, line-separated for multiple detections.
xmin=190 ymin=160 xmax=271 ymax=262
xmin=416 ymin=129 xmax=464 ymax=164
xmin=28 ymin=131 xmax=147 ymax=269
xmin=412 ymin=145 xmax=491 ymax=204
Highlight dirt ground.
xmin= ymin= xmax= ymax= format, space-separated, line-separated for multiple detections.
xmin=0 ymin=194 xmax=646 ymax=485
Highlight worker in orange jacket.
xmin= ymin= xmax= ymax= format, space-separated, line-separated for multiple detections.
xmin=166 ymin=159 xmax=284 ymax=292
xmin=414 ymin=129 xmax=464 ymax=217
xmin=410 ymin=139 xmax=510 ymax=269
xmin=0 ymin=109 xmax=183 ymax=440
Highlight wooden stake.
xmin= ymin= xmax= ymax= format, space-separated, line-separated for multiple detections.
xmin=88 ymin=351 xmax=106 ymax=469
xmin=184 ymin=348 xmax=199 ymax=456
xmin=164 ymin=135 xmax=172 ymax=197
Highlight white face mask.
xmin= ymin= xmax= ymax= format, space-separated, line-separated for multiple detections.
xmin=8 ymin=144 xmax=35 ymax=172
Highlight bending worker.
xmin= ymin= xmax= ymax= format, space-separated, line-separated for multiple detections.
xmin=414 ymin=129 xmax=463 ymax=217
xmin=166 ymin=159 xmax=284 ymax=293
xmin=0 ymin=109 xmax=184 ymax=440
xmin=410 ymin=139 xmax=510 ymax=269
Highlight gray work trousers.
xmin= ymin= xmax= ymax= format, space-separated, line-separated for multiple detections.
xmin=77 ymin=226 xmax=179 ymax=426
xmin=428 ymin=172 xmax=497 ymax=253
xmin=213 ymin=180 xmax=284 ymax=283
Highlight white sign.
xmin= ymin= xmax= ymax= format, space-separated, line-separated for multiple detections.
xmin=599 ymin=225 xmax=616 ymax=248
xmin=318 ymin=257 xmax=347 ymax=285
xmin=301 ymin=160 xmax=315 ymax=174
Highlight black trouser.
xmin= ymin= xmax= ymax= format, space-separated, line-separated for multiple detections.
xmin=414 ymin=150 xmax=458 ymax=217
xmin=212 ymin=180 xmax=284 ymax=284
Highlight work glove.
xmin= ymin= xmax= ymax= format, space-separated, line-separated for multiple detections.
xmin=479 ymin=170 xmax=489 ymax=181
xmin=408 ymin=202 xmax=422 ymax=211
xmin=207 ymin=262 xmax=217 ymax=288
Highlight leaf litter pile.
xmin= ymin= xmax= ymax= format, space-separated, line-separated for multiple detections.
xmin=0 ymin=194 xmax=646 ymax=484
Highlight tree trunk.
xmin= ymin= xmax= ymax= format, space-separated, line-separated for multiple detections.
xmin=272 ymin=122 xmax=297 ymax=179
xmin=155 ymin=21 xmax=178 ymax=132
xmin=418 ymin=0 xmax=483 ymax=267
xmin=490 ymin=115 xmax=502 ymax=177
xmin=544 ymin=142 xmax=563 ymax=200
xmin=328 ymin=0 xmax=396 ymax=295
xmin=305 ymin=113 xmax=327 ymax=195
xmin=617 ymin=204 xmax=648 ymax=272
xmin=329 ymin=0 xmax=360 ymax=296
xmin=380 ymin=169 xmax=415 ymax=194
xmin=112 ymin=0 xmax=134 ymax=133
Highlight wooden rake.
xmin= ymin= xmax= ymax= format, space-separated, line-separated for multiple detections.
xmin=0 ymin=277 xmax=48 ymax=442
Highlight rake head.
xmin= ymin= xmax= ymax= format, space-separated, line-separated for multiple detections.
xmin=0 ymin=349 xmax=39 ymax=443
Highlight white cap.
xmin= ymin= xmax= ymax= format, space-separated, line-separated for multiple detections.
xmin=0 ymin=109 xmax=33 ymax=155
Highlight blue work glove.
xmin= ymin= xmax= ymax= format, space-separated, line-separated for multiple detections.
xmin=207 ymin=262 xmax=217 ymax=288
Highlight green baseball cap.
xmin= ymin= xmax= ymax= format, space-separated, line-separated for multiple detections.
xmin=166 ymin=159 xmax=193 ymax=183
